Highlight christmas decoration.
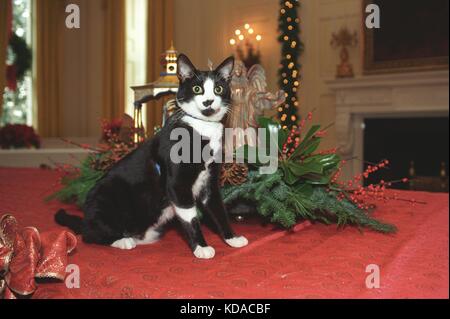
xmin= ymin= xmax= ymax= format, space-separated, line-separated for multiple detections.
xmin=0 ymin=124 xmax=40 ymax=149
xmin=222 ymin=170 xmax=395 ymax=232
xmin=6 ymin=34 xmax=32 ymax=90
xmin=101 ymin=113 xmax=135 ymax=146
xmin=330 ymin=27 xmax=358 ymax=78
xmin=0 ymin=214 xmax=77 ymax=299
xmin=277 ymin=0 xmax=303 ymax=129
xmin=48 ymin=113 xmax=407 ymax=233
xmin=1 ymin=0 xmax=33 ymax=126
xmin=224 ymin=59 xmax=285 ymax=155
xmin=229 ymin=24 xmax=262 ymax=69
xmin=47 ymin=153 xmax=105 ymax=207
xmin=220 ymin=162 xmax=248 ymax=187
xmin=224 ymin=115 xmax=405 ymax=232
xmin=48 ymin=44 xmax=180 ymax=206
xmin=47 ymin=116 xmax=137 ymax=206
xmin=131 ymin=44 xmax=179 ymax=143
xmin=48 ymin=57 xmax=410 ymax=235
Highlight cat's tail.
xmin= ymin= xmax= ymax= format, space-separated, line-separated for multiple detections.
xmin=54 ymin=209 xmax=83 ymax=234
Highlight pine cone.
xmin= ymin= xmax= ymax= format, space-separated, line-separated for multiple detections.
xmin=220 ymin=163 xmax=248 ymax=187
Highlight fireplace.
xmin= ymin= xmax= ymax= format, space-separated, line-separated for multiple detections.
xmin=327 ymin=70 xmax=449 ymax=183
xmin=364 ymin=117 xmax=449 ymax=191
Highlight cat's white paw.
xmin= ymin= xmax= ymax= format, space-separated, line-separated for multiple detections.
xmin=111 ymin=237 xmax=137 ymax=250
xmin=226 ymin=236 xmax=248 ymax=248
xmin=193 ymin=245 xmax=215 ymax=259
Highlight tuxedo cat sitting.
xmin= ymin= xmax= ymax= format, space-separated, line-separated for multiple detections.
xmin=55 ymin=54 xmax=248 ymax=259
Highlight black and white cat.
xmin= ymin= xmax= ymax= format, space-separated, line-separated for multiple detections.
xmin=55 ymin=54 xmax=248 ymax=259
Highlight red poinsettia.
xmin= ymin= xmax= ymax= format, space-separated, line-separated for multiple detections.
xmin=0 ymin=124 xmax=41 ymax=149
xmin=101 ymin=118 xmax=123 ymax=142
xmin=101 ymin=114 xmax=135 ymax=146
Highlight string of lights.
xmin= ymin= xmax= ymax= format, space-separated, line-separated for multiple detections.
xmin=277 ymin=0 xmax=303 ymax=129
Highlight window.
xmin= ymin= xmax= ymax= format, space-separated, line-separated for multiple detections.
xmin=1 ymin=0 xmax=33 ymax=126
xmin=125 ymin=0 xmax=148 ymax=123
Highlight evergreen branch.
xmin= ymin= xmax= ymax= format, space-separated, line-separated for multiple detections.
xmin=223 ymin=168 xmax=397 ymax=233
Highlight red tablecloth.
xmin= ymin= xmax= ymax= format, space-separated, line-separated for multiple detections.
xmin=0 ymin=167 xmax=448 ymax=299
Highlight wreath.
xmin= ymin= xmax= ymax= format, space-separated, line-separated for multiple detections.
xmin=6 ymin=34 xmax=32 ymax=90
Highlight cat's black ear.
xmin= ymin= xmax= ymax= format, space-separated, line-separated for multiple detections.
xmin=215 ymin=56 xmax=234 ymax=82
xmin=177 ymin=54 xmax=196 ymax=82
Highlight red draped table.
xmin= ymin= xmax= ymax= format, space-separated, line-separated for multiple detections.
xmin=0 ymin=167 xmax=448 ymax=299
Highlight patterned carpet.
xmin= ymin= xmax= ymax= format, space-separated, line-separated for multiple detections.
xmin=0 ymin=167 xmax=448 ymax=298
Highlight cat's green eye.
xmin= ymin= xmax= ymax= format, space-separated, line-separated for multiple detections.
xmin=192 ymin=85 xmax=203 ymax=94
xmin=214 ymin=86 xmax=224 ymax=95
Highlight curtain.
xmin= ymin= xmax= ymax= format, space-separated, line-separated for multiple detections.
xmin=102 ymin=0 xmax=126 ymax=121
xmin=146 ymin=0 xmax=174 ymax=135
xmin=35 ymin=0 xmax=65 ymax=137
xmin=0 ymin=0 xmax=11 ymax=118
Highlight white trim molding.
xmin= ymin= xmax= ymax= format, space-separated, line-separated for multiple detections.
xmin=326 ymin=70 xmax=449 ymax=180
xmin=0 ymin=137 xmax=95 ymax=168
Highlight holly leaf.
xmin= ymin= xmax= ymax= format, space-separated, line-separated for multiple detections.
xmin=257 ymin=116 xmax=286 ymax=152
xmin=281 ymin=162 xmax=299 ymax=185
xmin=299 ymin=138 xmax=321 ymax=157
xmin=235 ymin=145 xmax=278 ymax=169
xmin=257 ymin=116 xmax=278 ymax=129
xmin=288 ymin=161 xmax=324 ymax=177
xmin=304 ymin=174 xmax=332 ymax=185
xmin=290 ymin=125 xmax=321 ymax=159
xmin=305 ymin=153 xmax=341 ymax=171
xmin=295 ymin=183 xmax=314 ymax=197
xmin=298 ymin=154 xmax=340 ymax=184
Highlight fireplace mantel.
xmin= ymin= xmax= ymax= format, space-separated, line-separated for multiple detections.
xmin=326 ymin=70 xmax=449 ymax=180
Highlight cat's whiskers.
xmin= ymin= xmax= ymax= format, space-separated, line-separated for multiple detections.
xmin=225 ymin=108 xmax=235 ymax=118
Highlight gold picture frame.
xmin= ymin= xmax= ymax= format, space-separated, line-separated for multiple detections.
xmin=363 ymin=0 xmax=449 ymax=74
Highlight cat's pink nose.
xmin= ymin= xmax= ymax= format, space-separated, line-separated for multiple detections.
xmin=202 ymin=100 xmax=214 ymax=107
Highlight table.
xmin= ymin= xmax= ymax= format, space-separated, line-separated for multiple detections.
xmin=0 ymin=167 xmax=448 ymax=298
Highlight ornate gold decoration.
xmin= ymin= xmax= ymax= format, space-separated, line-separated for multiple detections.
xmin=331 ymin=27 xmax=358 ymax=78
xmin=130 ymin=43 xmax=179 ymax=144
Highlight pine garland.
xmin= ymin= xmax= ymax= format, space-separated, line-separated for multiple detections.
xmin=222 ymin=170 xmax=396 ymax=233
xmin=46 ymin=155 xmax=105 ymax=207
xmin=49 ymin=114 xmax=397 ymax=235
xmin=9 ymin=34 xmax=32 ymax=81
xmin=277 ymin=0 xmax=303 ymax=128
xmin=47 ymin=119 xmax=137 ymax=207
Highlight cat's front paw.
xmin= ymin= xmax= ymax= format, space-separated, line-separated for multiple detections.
xmin=193 ymin=245 xmax=215 ymax=259
xmin=226 ymin=236 xmax=249 ymax=248
xmin=111 ymin=237 xmax=137 ymax=250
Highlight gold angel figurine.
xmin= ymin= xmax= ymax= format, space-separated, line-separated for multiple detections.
xmin=225 ymin=60 xmax=286 ymax=154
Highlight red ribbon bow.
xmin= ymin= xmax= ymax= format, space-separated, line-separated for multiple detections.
xmin=0 ymin=215 xmax=77 ymax=299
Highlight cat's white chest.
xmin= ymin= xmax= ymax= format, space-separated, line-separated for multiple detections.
xmin=182 ymin=116 xmax=223 ymax=155
xmin=182 ymin=116 xmax=223 ymax=200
